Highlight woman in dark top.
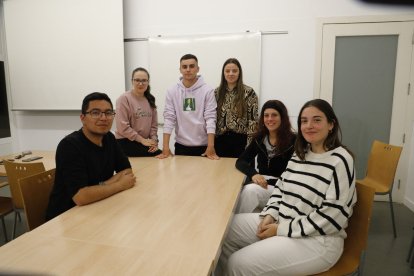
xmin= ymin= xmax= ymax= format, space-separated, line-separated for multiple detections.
xmin=235 ymin=100 xmax=295 ymax=213
xmin=215 ymin=58 xmax=258 ymax=157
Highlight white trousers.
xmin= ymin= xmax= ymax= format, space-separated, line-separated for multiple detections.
xmin=216 ymin=213 xmax=343 ymax=276
xmin=236 ymin=183 xmax=274 ymax=213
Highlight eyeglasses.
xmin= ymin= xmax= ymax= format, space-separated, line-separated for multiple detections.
xmin=84 ymin=109 xmax=116 ymax=119
xmin=133 ymin=79 xmax=149 ymax=84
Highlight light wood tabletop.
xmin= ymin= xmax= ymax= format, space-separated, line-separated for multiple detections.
xmin=0 ymin=150 xmax=56 ymax=177
xmin=0 ymin=233 xmax=213 ymax=276
xmin=0 ymin=156 xmax=244 ymax=276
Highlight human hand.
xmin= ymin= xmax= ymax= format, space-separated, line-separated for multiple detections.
xmin=257 ymin=223 xmax=278 ymax=240
xmin=252 ymin=174 xmax=268 ymax=189
xmin=141 ymin=138 xmax=157 ymax=147
xmin=107 ymin=168 xmax=132 ymax=184
xmin=118 ymin=171 xmax=136 ymax=190
xmin=156 ymin=148 xmax=172 ymax=159
xmin=257 ymin=215 xmax=277 ymax=239
xmin=202 ymin=145 xmax=219 ymax=160
xmin=148 ymin=145 xmax=159 ymax=153
xmin=257 ymin=214 xmax=275 ymax=233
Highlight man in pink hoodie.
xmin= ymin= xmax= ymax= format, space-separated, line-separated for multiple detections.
xmin=157 ymin=54 xmax=219 ymax=160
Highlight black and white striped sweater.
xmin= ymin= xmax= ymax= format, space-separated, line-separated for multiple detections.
xmin=260 ymin=146 xmax=356 ymax=239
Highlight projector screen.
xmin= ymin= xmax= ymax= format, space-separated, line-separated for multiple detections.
xmin=4 ymin=0 xmax=125 ymax=110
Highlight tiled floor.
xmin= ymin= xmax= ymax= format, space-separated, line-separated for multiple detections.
xmin=1 ymin=183 xmax=414 ymax=275
xmin=364 ymin=202 xmax=414 ymax=276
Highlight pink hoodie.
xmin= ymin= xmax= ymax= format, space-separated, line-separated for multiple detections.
xmin=163 ymin=76 xmax=216 ymax=146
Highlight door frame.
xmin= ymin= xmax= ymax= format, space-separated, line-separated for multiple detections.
xmin=314 ymin=14 xmax=414 ymax=98
xmin=314 ymin=15 xmax=414 ymax=204
xmin=0 ymin=1 xmax=16 ymax=155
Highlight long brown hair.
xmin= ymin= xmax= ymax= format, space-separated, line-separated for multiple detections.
xmin=216 ymin=58 xmax=246 ymax=118
xmin=294 ymin=99 xmax=353 ymax=160
xmin=254 ymin=100 xmax=295 ymax=152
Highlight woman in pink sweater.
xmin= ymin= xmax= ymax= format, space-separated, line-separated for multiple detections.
xmin=115 ymin=67 xmax=161 ymax=156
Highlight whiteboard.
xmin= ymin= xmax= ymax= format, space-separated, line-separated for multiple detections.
xmin=4 ymin=0 xmax=125 ymax=110
xmin=148 ymin=32 xmax=262 ymax=123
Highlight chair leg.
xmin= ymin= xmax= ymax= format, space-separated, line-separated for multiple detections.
xmin=411 ymin=242 xmax=414 ymax=269
xmin=12 ymin=210 xmax=18 ymax=239
xmin=407 ymin=228 xmax=414 ymax=263
xmin=17 ymin=211 xmax=21 ymax=222
xmin=388 ymin=193 xmax=397 ymax=238
xmin=1 ymin=217 xmax=8 ymax=243
xmin=358 ymin=250 xmax=366 ymax=276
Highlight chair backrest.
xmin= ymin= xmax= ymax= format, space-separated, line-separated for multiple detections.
xmin=365 ymin=140 xmax=402 ymax=190
xmin=311 ymin=182 xmax=375 ymax=276
xmin=3 ymin=160 xmax=46 ymax=209
xmin=18 ymin=168 xmax=55 ymax=230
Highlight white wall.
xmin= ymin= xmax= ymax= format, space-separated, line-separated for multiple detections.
xmin=404 ymin=120 xmax=414 ymax=211
xmin=2 ymin=0 xmax=411 ymax=147
xmin=6 ymin=0 xmax=412 ymax=152
xmin=123 ymin=0 xmax=412 ymax=111
xmin=2 ymin=1 xmax=414 ymax=206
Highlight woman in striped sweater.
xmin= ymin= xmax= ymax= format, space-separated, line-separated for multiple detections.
xmin=217 ymin=99 xmax=356 ymax=276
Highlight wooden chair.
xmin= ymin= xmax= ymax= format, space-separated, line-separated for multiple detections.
xmin=3 ymin=160 xmax=45 ymax=238
xmin=0 ymin=177 xmax=8 ymax=188
xmin=0 ymin=196 xmax=13 ymax=242
xmin=0 ymin=175 xmax=13 ymax=242
xmin=312 ymin=182 xmax=375 ymax=276
xmin=356 ymin=140 xmax=402 ymax=238
xmin=19 ymin=168 xmax=55 ymax=231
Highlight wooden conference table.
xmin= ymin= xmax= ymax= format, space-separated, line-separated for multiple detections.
xmin=0 ymin=150 xmax=56 ymax=188
xmin=0 ymin=150 xmax=56 ymax=177
xmin=0 ymin=155 xmax=244 ymax=275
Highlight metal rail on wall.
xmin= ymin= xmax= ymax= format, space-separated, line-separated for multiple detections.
xmin=123 ymin=30 xmax=289 ymax=42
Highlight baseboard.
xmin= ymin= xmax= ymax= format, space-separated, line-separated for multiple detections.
xmin=404 ymin=197 xmax=414 ymax=212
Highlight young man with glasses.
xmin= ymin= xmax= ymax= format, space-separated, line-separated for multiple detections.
xmin=157 ymin=54 xmax=219 ymax=159
xmin=46 ymin=92 xmax=136 ymax=220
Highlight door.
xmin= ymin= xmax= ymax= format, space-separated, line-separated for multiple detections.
xmin=317 ymin=21 xmax=414 ymax=202
xmin=0 ymin=2 xmax=13 ymax=154
xmin=0 ymin=60 xmax=12 ymax=154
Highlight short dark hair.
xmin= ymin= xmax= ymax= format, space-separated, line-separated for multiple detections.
xmin=81 ymin=92 xmax=113 ymax=114
xmin=180 ymin=54 xmax=198 ymax=63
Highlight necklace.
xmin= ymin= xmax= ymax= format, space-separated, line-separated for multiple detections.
xmin=267 ymin=136 xmax=277 ymax=149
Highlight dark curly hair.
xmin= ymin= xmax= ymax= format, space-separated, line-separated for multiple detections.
xmin=254 ymin=100 xmax=295 ymax=152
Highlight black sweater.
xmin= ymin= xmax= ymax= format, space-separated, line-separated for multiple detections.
xmin=235 ymin=135 xmax=295 ymax=184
